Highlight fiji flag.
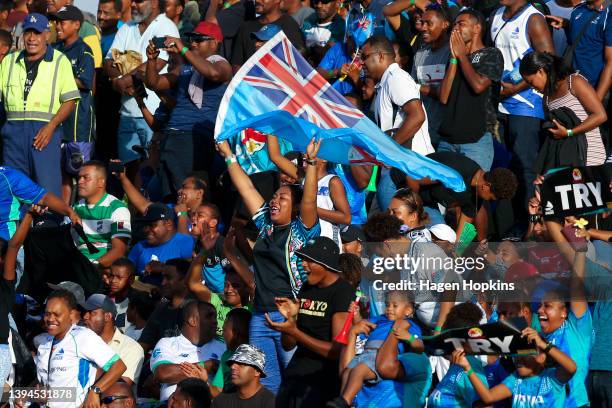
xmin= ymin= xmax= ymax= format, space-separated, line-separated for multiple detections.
xmin=214 ymin=32 xmax=465 ymax=192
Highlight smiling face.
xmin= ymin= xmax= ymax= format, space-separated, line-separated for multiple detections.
xmin=223 ymin=273 xmax=246 ymax=307
xmin=269 ymin=185 xmax=296 ymax=225
xmin=144 ymin=220 xmax=173 ymax=246
xmin=387 ymin=197 xmax=419 ymax=229
xmin=56 ymin=19 xmax=80 ymax=41
xmin=384 ymin=294 xmax=412 ymax=321
xmin=23 ymin=29 xmax=50 ymax=58
xmin=44 ymin=297 xmax=76 ymax=339
xmin=302 ymin=258 xmax=328 ymax=285
xmin=537 ymin=293 xmax=567 ymax=334
xmin=420 ymin=10 xmax=449 ymax=44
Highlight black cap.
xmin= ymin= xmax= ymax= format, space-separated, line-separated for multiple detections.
xmin=295 ymin=236 xmax=341 ymax=273
xmin=340 ymin=225 xmax=366 ymax=244
xmin=136 ymin=203 xmax=173 ymax=222
xmin=82 ymin=294 xmax=117 ymax=319
xmin=51 ymin=5 xmax=84 ymax=23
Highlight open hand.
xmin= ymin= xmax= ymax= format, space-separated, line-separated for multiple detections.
xmin=521 ymin=327 xmax=547 ymax=350
xmin=33 ymin=124 xmax=56 ymax=151
xmin=306 ymin=138 xmax=322 ymax=160
xmin=265 ymin=311 xmax=297 ymax=334
xmin=179 ymin=362 xmax=209 ymax=382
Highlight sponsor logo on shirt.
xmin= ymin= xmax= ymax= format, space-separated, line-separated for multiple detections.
xmin=299 ymin=298 xmax=328 ymax=317
xmin=510 ymin=27 xmax=520 ymax=39
xmin=152 ymin=349 xmax=161 ymax=359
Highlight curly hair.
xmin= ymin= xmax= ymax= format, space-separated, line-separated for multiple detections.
xmin=443 ymin=302 xmax=483 ymax=330
xmin=363 ymin=213 xmax=403 ymax=242
xmin=485 ymin=168 xmax=519 ymax=200
xmin=339 ymin=253 xmax=363 ymax=289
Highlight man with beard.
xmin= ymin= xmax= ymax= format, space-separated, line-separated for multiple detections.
xmin=103 ymin=0 xmax=179 ymax=182
xmin=83 ymin=294 xmax=145 ymax=386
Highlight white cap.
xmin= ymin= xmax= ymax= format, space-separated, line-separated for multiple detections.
xmin=428 ymin=224 xmax=457 ymax=244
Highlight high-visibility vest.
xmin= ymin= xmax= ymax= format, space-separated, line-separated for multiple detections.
xmin=0 ymin=46 xmax=80 ymax=122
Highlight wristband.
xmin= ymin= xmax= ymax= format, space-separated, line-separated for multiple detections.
xmin=177 ymin=211 xmax=189 ymax=217
xmin=328 ymin=69 xmax=336 ymax=78
xmin=543 ymin=342 xmax=555 ymax=354
xmin=567 ymin=128 xmax=573 ymax=137
xmin=305 ymin=158 xmax=317 ymax=166
xmin=465 ymin=368 xmax=475 ymax=376
xmin=434 ymin=326 xmax=442 ymax=333
xmin=405 ymin=334 xmax=417 ymax=344
xmin=529 ymin=214 xmax=542 ymax=223
xmin=449 ymin=58 xmax=458 ymax=65
xmin=180 ymin=46 xmax=189 ymax=56
xmin=225 ymin=155 xmax=237 ymax=166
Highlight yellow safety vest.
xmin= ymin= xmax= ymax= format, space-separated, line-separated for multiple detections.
xmin=0 ymin=46 xmax=80 ymax=122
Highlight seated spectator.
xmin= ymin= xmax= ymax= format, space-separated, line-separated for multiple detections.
xmin=35 ymin=289 xmax=127 ymax=406
xmin=210 ymin=308 xmax=252 ymax=396
xmin=452 ymin=327 xmax=576 ymax=407
xmin=211 ymin=344 xmax=275 ymax=407
xmin=151 ymin=301 xmax=225 ymax=402
xmin=168 ymin=378 xmax=212 ymax=408
xmin=329 ymin=291 xmax=424 ymax=408
xmin=106 ymin=258 xmax=135 ymax=332
xmin=268 ymin=236 xmax=354 ymax=406
xmin=83 ymin=294 xmax=145 ymax=386
xmin=72 ymin=161 xmax=131 ymax=267
xmin=125 ymin=289 xmax=158 ymax=341
xmin=129 ymin=203 xmax=194 ymax=284
xmin=139 ymin=259 xmax=192 ymax=352
xmin=101 ymin=381 xmax=136 ymax=408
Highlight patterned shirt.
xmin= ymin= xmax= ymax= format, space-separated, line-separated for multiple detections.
xmin=0 ymin=166 xmax=46 ymax=240
xmin=72 ymin=193 xmax=131 ymax=261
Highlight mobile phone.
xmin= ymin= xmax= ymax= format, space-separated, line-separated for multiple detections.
xmin=108 ymin=161 xmax=125 ymax=174
xmin=152 ymin=36 xmax=167 ymax=49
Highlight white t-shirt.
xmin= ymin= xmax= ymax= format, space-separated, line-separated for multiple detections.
xmin=150 ymin=334 xmax=226 ymax=401
xmin=35 ymin=325 xmax=120 ymax=408
xmin=105 ymin=14 xmax=180 ymax=117
xmin=546 ymin=0 xmax=576 ymax=55
xmin=374 ymin=63 xmax=434 ymax=156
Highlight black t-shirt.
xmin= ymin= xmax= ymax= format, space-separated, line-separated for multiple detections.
xmin=283 ymin=278 xmax=353 ymax=389
xmin=231 ymin=14 xmax=305 ymax=66
xmin=23 ymin=57 xmax=43 ymax=102
xmin=217 ymin=1 xmax=247 ymax=61
xmin=251 ymin=224 xmax=293 ymax=311
xmin=0 ymin=278 xmax=16 ymax=344
xmin=420 ymin=151 xmax=482 ymax=218
xmin=211 ymin=387 xmax=275 ymax=408
xmin=439 ymin=47 xmax=503 ymax=144
xmin=139 ymin=297 xmax=190 ymax=346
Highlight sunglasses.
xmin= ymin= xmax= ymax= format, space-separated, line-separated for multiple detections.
xmin=101 ymin=395 xmax=129 ymax=404
xmin=312 ymin=0 xmax=335 ymax=4
xmin=187 ymin=35 xmax=215 ymax=43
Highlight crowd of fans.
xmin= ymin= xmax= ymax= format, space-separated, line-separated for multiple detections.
xmin=0 ymin=0 xmax=610 ymax=407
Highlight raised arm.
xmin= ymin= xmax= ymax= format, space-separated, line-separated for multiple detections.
xmin=300 ymin=139 xmax=322 ymax=228
xmin=318 ymin=176 xmax=352 ymax=225
xmin=452 ymin=350 xmax=509 ymax=405
xmin=166 ymin=37 xmax=232 ymax=83
xmin=144 ymin=42 xmax=179 ymax=91
xmin=110 ymin=161 xmax=151 ymax=215
xmin=187 ymin=255 xmax=212 ymax=302
xmin=217 ymin=141 xmax=265 ymax=217
xmin=267 ymin=135 xmax=299 ymax=179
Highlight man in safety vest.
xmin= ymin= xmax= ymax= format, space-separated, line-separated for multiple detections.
xmin=0 ymin=13 xmax=80 ymax=196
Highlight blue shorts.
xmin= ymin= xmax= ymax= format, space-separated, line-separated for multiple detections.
xmin=118 ymin=116 xmax=153 ymax=164
xmin=347 ymin=349 xmax=382 ymax=384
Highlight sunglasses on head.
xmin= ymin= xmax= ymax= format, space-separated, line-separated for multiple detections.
xmin=101 ymin=395 xmax=129 ymax=404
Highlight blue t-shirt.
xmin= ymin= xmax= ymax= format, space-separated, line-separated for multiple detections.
xmin=568 ymin=4 xmax=612 ymax=88
xmin=318 ymin=43 xmax=354 ymax=95
xmin=101 ymin=29 xmax=118 ymax=59
xmin=331 ymin=164 xmax=367 ymax=225
xmin=53 ymin=38 xmax=95 ymax=142
xmin=0 ymin=166 xmax=46 ymax=240
xmin=429 ymin=357 xmax=486 ymax=408
xmin=583 ymin=258 xmax=612 ymax=371
xmin=165 ymin=62 xmax=227 ymax=134
xmin=541 ymin=310 xmax=592 ymax=408
xmin=361 ymin=316 xmax=422 ymax=350
xmin=129 ymin=232 xmax=195 ymax=284
xmin=355 ymin=352 xmax=431 ymax=408
xmin=502 ymin=368 xmax=567 ymax=408
xmin=486 ymin=357 xmax=512 ymax=408
xmin=200 ymin=236 xmax=230 ymax=294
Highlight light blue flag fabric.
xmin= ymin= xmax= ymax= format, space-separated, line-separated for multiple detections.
xmin=214 ymin=31 xmax=466 ymax=192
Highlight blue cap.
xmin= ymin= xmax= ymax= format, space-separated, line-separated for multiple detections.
xmin=250 ymin=24 xmax=281 ymax=41
xmin=22 ymin=13 xmax=50 ymax=33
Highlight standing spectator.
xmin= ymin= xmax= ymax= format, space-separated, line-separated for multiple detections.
xmin=282 ymin=0 xmax=314 ymax=27
xmin=107 ymin=257 xmax=135 ymax=332
xmin=545 ymin=0 xmax=581 ymax=55
xmin=143 ymin=22 xmax=231 ymax=199
xmin=313 ymin=158 xmax=352 ymax=245
xmin=128 ymin=203 xmax=194 ymax=283
xmin=360 ymin=35 xmax=433 ymax=212
xmin=520 ymin=52 xmax=607 ymax=170
xmin=46 ymin=0 xmax=103 ymax=68
xmin=302 ymin=0 xmax=345 ymax=51
xmin=165 ymin=0 xmax=185 ymax=26
xmin=204 ymin=0 xmax=247 ymax=61
xmin=96 ymin=0 xmax=123 ymax=163
xmin=72 ymin=161 xmax=131 ymax=267
xmin=438 ymin=9 xmax=503 ymax=171
xmin=100 ymin=382 xmax=136 ymax=408
xmin=0 ymin=166 xmax=80 ymax=241
xmin=411 ymin=4 xmax=451 ymax=147
xmin=211 ymin=344 xmax=276 ymax=408
xmin=0 ymin=3 xmax=12 ymax=31
xmin=51 ymin=5 xmax=96 ymax=204
xmin=231 ymin=0 xmax=305 ymax=69
xmin=216 ymin=138 xmax=321 ymax=394
xmin=268 ymin=236 xmax=353 ymax=406
xmin=138 ymin=258 xmax=192 ymax=352
xmin=103 ymin=0 xmax=179 ymax=181
xmin=83 ymin=294 xmax=145 ymax=386
xmin=35 ymin=289 xmax=127 ymax=407
xmin=490 ymin=0 xmax=554 ymax=215
xmin=549 ymin=0 xmax=612 ymax=101
xmin=0 ymin=13 xmax=79 ymax=196
xmin=317 ymin=33 xmax=359 ymax=95
xmin=151 ymin=301 xmax=225 ymax=402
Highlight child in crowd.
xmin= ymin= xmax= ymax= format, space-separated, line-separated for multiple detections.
xmin=453 ymin=327 xmax=576 ymax=407
xmin=329 ymin=291 xmax=424 ymax=408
